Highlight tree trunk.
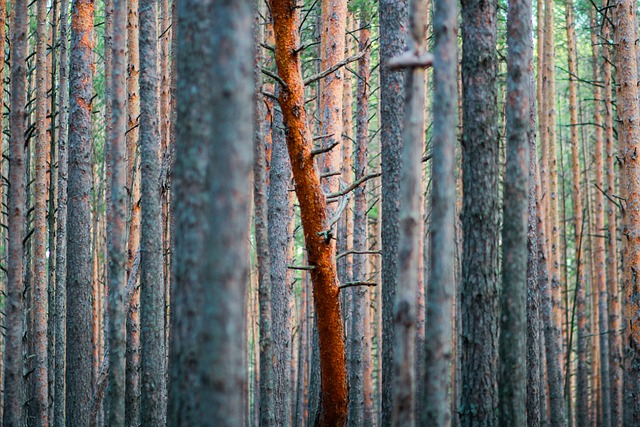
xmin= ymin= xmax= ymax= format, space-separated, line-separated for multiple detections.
xmin=391 ymin=0 xmax=427 ymax=424
xmin=107 ymin=0 xmax=128 ymax=422
xmin=167 ymin=0 xmax=253 ymax=424
xmin=612 ymin=0 xmax=640 ymax=422
xmin=4 ymin=0 xmax=28 ymax=424
xmin=498 ymin=0 xmax=532 ymax=421
xmin=603 ymin=19 xmax=622 ymax=427
xmin=379 ymin=1 xmax=408 ymax=423
xmin=125 ymin=1 xmax=142 ymax=422
xmin=139 ymin=0 xmax=167 ymax=423
xmin=34 ymin=0 xmax=50 ymax=424
xmin=590 ymin=9 xmax=611 ymax=426
xmin=564 ymin=2 xmax=588 ymax=423
xmin=348 ymin=9 xmax=370 ymax=426
xmin=269 ymin=102 xmax=293 ymax=426
xmin=54 ymin=0 xmax=71 ymax=424
xmin=268 ymin=1 xmax=348 ymax=424
xmin=66 ymin=1 xmax=95 ymax=424
xmin=460 ymin=0 xmax=500 ymax=421
xmin=421 ymin=0 xmax=456 ymax=421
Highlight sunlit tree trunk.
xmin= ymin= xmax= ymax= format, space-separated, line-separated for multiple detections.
xmin=612 ymin=0 xmax=640 ymax=422
xmin=34 ymin=0 xmax=50 ymax=424
xmin=603 ymin=19 xmax=622 ymax=427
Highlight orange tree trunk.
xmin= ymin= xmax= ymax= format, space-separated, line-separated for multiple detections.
xmin=269 ymin=1 xmax=348 ymax=425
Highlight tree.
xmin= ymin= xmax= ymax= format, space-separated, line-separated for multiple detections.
xmin=4 ymin=0 xmax=28 ymax=424
xmin=107 ymin=0 xmax=128 ymax=423
xmin=34 ymin=0 xmax=50 ymax=424
xmin=460 ymin=0 xmax=500 ymax=421
xmin=167 ymin=0 xmax=253 ymax=424
xmin=54 ymin=0 xmax=71 ymax=424
xmin=139 ymin=0 xmax=167 ymax=423
xmin=268 ymin=0 xmax=349 ymax=424
xmin=498 ymin=0 xmax=532 ymax=421
xmin=379 ymin=1 xmax=408 ymax=423
xmin=66 ymin=0 xmax=96 ymax=424
xmin=421 ymin=0 xmax=457 ymax=421
xmin=391 ymin=0 xmax=428 ymax=424
xmin=612 ymin=0 xmax=640 ymax=422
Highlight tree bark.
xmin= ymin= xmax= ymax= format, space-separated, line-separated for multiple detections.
xmin=460 ymin=0 xmax=500 ymax=421
xmin=421 ymin=0 xmax=456 ymax=422
xmin=54 ymin=0 xmax=71 ymax=424
xmin=66 ymin=1 xmax=95 ymax=425
xmin=612 ymin=0 xmax=640 ymax=422
xmin=167 ymin=0 xmax=253 ymax=424
xmin=603 ymin=18 xmax=622 ymax=427
xmin=4 ymin=0 xmax=28 ymax=424
xmin=379 ymin=1 xmax=408 ymax=423
xmin=35 ymin=0 xmax=50 ymax=424
xmin=348 ymin=9 xmax=370 ymax=426
xmin=498 ymin=0 xmax=532 ymax=421
xmin=139 ymin=0 xmax=167 ymax=423
xmin=269 ymin=1 xmax=348 ymax=424
xmin=107 ymin=0 xmax=128 ymax=423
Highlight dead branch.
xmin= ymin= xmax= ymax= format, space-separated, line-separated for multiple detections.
xmin=387 ymin=51 xmax=434 ymax=70
xmin=338 ymin=281 xmax=378 ymax=290
xmin=311 ymin=140 xmax=340 ymax=156
xmin=336 ymin=250 xmax=382 ymax=261
xmin=304 ymin=49 xmax=367 ymax=86
xmin=326 ymin=172 xmax=381 ymax=199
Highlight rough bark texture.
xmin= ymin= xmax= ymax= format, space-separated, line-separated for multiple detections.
xmin=107 ymin=0 xmax=128 ymax=423
xmin=421 ymin=0 xmax=456 ymax=421
xmin=318 ymin=0 xmax=347 ymax=199
xmin=167 ymin=0 xmax=253 ymax=424
xmin=348 ymin=11 xmax=370 ymax=426
xmin=379 ymin=1 xmax=408 ymax=423
xmin=139 ymin=0 xmax=167 ymax=423
xmin=590 ymin=10 xmax=611 ymax=426
xmin=612 ymin=0 xmax=640 ymax=422
xmin=54 ymin=0 xmax=71 ymax=424
xmin=269 ymin=103 xmax=293 ymax=426
xmin=66 ymin=1 xmax=95 ymax=425
xmin=391 ymin=0 xmax=427 ymax=424
xmin=498 ymin=0 xmax=532 ymax=421
xmin=526 ymin=76 xmax=541 ymax=427
xmin=255 ymin=14 xmax=275 ymax=427
xmin=125 ymin=1 xmax=142 ymax=423
xmin=460 ymin=0 xmax=500 ymax=421
xmin=35 ymin=0 xmax=50 ymax=424
xmin=269 ymin=1 xmax=348 ymax=425
xmin=4 ymin=0 xmax=28 ymax=424
xmin=603 ymin=19 xmax=622 ymax=427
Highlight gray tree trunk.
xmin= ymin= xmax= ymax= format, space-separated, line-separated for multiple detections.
xmin=106 ymin=0 xmax=128 ymax=423
xmin=421 ymin=0 xmax=457 ymax=421
xmin=269 ymin=102 xmax=293 ymax=426
xmin=460 ymin=0 xmax=500 ymax=420
xmin=498 ymin=0 xmax=532 ymax=421
xmin=66 ymin=1 xmax=96 ymax=425
xmin=139 ymin=0 xmax=167 ymax=423
xmin=4 ymin=0 xmax=28 ymax=424
xmin=379 ymin=1 xmax=408 ymax=423
xmin=167 ymin=0 xmax=253 ymax=424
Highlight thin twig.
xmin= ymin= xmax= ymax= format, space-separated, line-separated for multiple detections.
xmin=338 ymin=281 xmax=378 ymax=290
xmin=327 ymin=172 xmax=381 ymax=199
xmin=336 ymin=250 xmax=381 ymax=260
xmin=304 ymin=49 xmax=367 ymax=86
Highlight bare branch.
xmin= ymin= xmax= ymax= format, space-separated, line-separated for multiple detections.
xmin=261 ymin=67 xmax=287 ymax=89
xmin=338 ymin=281 xmax=378 ymax=290
xmin=304 ymin=49 xmax=368 ymax=86
xmin=288 ymin=265 xmax=316 ymax=271
xmin=311 ymin=140 xmax=340 ymax=156
xmin=327 ymin=172 xmax=381 ymax=199
xmin=387 ymin=51 xmax=434 ymax=70
xmin=336 ymin=250 xmax=382 ymax=260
